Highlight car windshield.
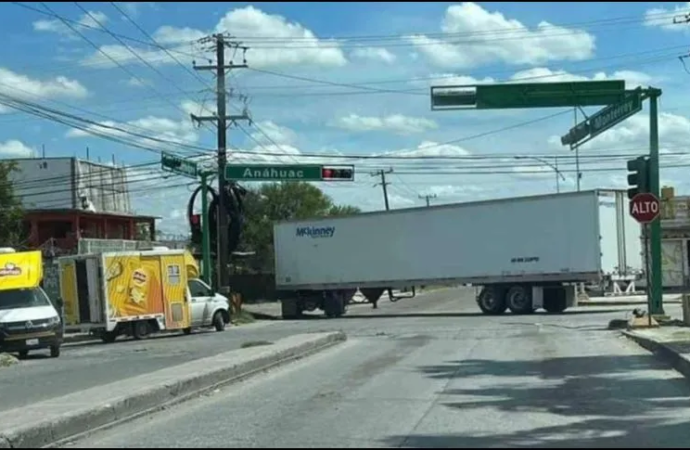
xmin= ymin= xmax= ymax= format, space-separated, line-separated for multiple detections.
xmin=0 ymin=288 xmax=51 ymax=311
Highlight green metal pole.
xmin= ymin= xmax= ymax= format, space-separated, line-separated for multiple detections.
xmin=649 ymin=89 xmax=664 ymax=317
xmin=200 ymin=172 xmax=212 ymax=286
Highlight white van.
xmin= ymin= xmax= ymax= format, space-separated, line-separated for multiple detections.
xmin=0 ymin=249 xmax=63 ymax=358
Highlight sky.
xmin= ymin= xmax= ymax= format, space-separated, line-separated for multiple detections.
xmin=2 ymin=1 xmax=690 ymax=234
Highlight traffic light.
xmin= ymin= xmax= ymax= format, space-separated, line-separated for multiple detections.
xmin=626 ymin=156 xmax=650 ymax=200
xmin=321 ymin=166 xmax=354 ymax=181
xmin=190 ymin=213 xmax=202 ymax=245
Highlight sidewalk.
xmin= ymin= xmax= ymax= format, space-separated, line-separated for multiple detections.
xmin=623 ymin=326 xmax=690 ymax=382
xmin=579 ymin=294 xmax=682 ymax=307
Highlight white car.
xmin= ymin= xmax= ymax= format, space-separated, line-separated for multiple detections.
xmin=184 ymin=278 xmax=232 ymax=334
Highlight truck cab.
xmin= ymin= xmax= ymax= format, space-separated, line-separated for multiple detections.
xmin=0 ymin=249 xmax=63 ymax=358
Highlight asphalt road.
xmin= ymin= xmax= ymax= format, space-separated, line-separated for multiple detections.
xmin=63 ymin=291 xmax=690 ymax=448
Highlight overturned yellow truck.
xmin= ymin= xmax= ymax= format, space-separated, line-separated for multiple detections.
xmin=58 ymin=248 xmax=231 ymax=343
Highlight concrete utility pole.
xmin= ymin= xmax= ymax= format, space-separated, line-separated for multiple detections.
xmin=191 ymin=33 xmax=250 ymax=294
xmin=419 ymin=194 xmax=437 ymax=207
xmin=371 ymin=168 xmax=393 ymax=211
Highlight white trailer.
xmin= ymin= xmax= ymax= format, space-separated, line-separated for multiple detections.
xmin=273 ymin=189 xmax=642 ymax=318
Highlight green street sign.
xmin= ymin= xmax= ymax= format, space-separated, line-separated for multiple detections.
xmin=225 ymin=164 xmax=355 ymax=182
xmin=588 ymin=88 xmax=643 ymax=140
xmin=431 ymin=80 xmax=626 ymax=110
xmin=161 ymin=152 xmax=198 ymax=179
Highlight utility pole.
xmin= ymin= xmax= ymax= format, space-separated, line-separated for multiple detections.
xmin=191 ymin=33 xmax=250 ymax=294
xmin=371 ymin=168 xmax=393 ymax=211
xmin=419 ymin=194 xmax=437 ymax=207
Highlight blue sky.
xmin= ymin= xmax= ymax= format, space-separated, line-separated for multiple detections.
xmin=2 ymin=2 xmax=690 ymax=233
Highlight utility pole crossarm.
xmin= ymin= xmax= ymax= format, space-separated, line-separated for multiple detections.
xmin=194 ymin=64 xmax=248 ymax=71
xmin=190 ymin=113 xmax=251 ymax=123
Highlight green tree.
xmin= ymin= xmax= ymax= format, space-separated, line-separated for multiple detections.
xmin=0 ymin=161 xmax=24 ymax=247
xmin=238 ymin=182 xmax=360 ymax=272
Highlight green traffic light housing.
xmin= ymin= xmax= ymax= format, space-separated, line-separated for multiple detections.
xmin=626 ymin=156 xmax=650 ymax=200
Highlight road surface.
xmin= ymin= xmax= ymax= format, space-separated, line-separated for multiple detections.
xmin=63 ymin=290 xmax=690 ymax=448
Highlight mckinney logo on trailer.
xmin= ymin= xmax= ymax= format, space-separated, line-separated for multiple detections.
xmin=296 ymin=226 xmax=336 ymax=238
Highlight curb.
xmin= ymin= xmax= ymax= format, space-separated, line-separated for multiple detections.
xmin=0 ymin=331 xmax=346 ymax=448
xmin=581 ymin=300 xmax=681 ymax=307
xmin=622 ymin=330 xmax=690 ymax=381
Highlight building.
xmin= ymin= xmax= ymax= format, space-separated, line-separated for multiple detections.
xmin=7 ymin=156 xmax=159 ymax=255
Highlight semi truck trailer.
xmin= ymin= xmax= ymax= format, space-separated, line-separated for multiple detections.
xmin=273 ymin=189 xmax=642 ymax=319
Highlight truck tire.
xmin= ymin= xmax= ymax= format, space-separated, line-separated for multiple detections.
xmin=324 ymin=291 xmax=345 ymax=318
xmin=281 ymin=298 xmax=303 ymax=320
xmin=132 ymin=321 xmax=152 ymax=340
xmin=101 ymin=328 xmax=118 ymax=344
xmin=506 ymin=285 xmax=534 ymax=315
xmin=477 ymin=286 xmax=507 ymax=315
xmin=50 ymin=345 xmax=60 ymax=358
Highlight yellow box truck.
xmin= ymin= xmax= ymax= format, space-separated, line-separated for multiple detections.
xmin=58 ymin=248 xmax=230 ymax=343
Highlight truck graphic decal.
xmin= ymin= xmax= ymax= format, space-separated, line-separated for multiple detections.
xmin=296 ymin=226 xmax=335 ymax=238
xmin=0 ymin=263 xmax=21 ymax=277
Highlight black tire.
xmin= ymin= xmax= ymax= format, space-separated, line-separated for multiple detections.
xmin=133 ymin=321 xmax=151 ymax=340
xmin=17 ymin=350 xmax=28 ymax=359
xmin=213 ymin=312 xmax=226 ymax=332
xmin=50 ymin=345 xmax=60 ymax=358
xmin=544 ymin=297 xmax=568 ymax=314
xmin=323 ymin=291 xmax=345 ymax=319
xmin=101 ymin=331 xmax=118 ymax=344
xmin=281 ymin=298 xmax=303 ymax=320
xmin=183 ymin=327 xmax=192 ymax=335
xmin=506 ymin=285 xmax=534 ymax=315
xmin=477 ymin=287 xmax=507 ymax=315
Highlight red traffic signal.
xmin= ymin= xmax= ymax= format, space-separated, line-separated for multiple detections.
xmin=321 ymin=166 xmax=354 ymax=181
xmin=190 ymin=214 xmax=201 ymax=226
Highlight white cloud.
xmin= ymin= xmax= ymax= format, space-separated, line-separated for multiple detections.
xmin=152 ymin=25 xmax=206 ymax=44
xmin=644 ymin=3 xmax=690 ymax=31
xmin=425 ymin=74 xmax=495 ymax=87
xmin=124 ymin=77 xmax=150 ymax=88
xmin=0 ymin=68 xmax=89 ymax=109
xmin=0 ymin=140 xmax=34 ymax=158
xmin=393 ymin=141 xmax=471 ymax=158
xmin=33 ymin=11 xmax=108 ymax=36
xmin=351 ymin=47 xmax=396 ymax=64
xmin=332 ymin=114 xmax=438 ymax=134
xmin=407 ymin=2 xmax=595 ymax=69
xmin=510 ymin=67 xmax=654 ymax=88
xmin=249 ymin=121 xmax=297 ymax=145
xmin=82 ymin=6 xmax=346 ymax=69
xmin=65 ymin=102 xmax=200 ymax=152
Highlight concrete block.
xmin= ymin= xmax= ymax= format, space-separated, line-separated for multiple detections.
xmin=628 ymin=316 xmax=659 ymax=329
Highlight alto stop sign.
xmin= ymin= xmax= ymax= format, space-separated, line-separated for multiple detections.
xmin=629 ymin=192 xmax=660 ymax=224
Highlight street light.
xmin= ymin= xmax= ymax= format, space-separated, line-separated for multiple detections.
xmin=514 ymin=155 xmax=566 ymax=193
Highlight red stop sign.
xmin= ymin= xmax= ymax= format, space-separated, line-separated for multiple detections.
xmin=630 ymin=192 xmax=660 ymax=224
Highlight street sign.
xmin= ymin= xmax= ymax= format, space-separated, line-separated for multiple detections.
xmin=630 ymin=192 xmax=660 ymax=224
xmin=589 ymin=88 xmax=643 ymax=140
xmin=225 ymin=164 xmax=355 ymax=182
xmin=161 ymin=152 xmax=198 ymax=179
xmin=431 ymin=80 xmax=626 ymax=110
xmin=560 ymin=121 xmax=590 ymax=147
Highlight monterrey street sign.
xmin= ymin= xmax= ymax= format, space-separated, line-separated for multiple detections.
xmin=589 ymin=88 xmax=642 ymax=140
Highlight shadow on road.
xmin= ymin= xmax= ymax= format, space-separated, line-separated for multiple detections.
xmin=383 ymin=352 xmax=690 ymax=447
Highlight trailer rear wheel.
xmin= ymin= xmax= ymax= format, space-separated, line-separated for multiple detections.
xmin=324 ymin=291 xmax=345 ymax=318
xmin=506 ymin=285 xmax=533 ymax=315
xmin=477 ymin=286 xmax=507 ymax=315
